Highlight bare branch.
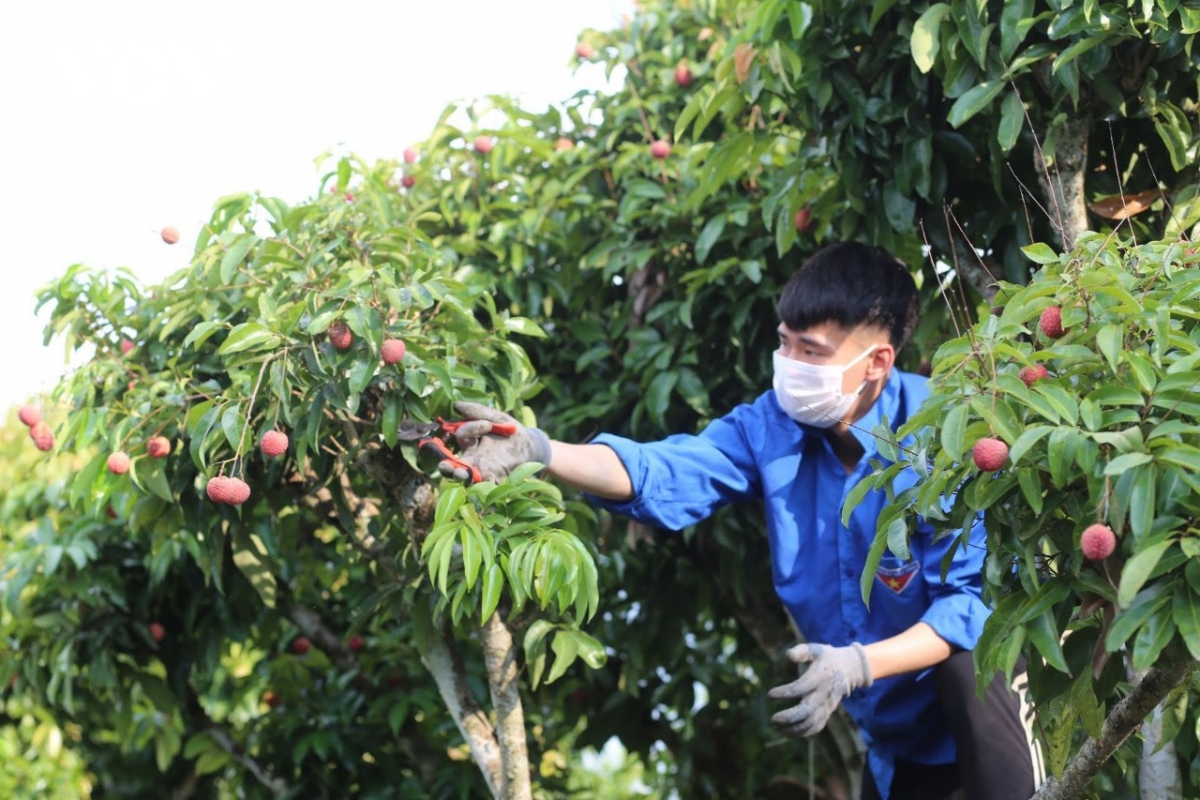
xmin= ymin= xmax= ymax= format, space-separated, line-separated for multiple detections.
xmin=1032 ymin=654 xmax=1195 ymax=800
xmin=480 ymin=612 xmax=533 ymax=800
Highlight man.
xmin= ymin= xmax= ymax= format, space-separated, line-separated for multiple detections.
xmin=443 ymin=242 xmax=1042 ymax=800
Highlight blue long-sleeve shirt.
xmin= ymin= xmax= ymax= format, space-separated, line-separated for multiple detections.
xmin=587 ymin=368 xmax=989 ymax=796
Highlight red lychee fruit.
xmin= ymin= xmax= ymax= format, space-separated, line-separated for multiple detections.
xmin=292 ymin=636 xmax=312 ymax=655
xmin=403 ymin=147 xmax=418 ymax=164
xmin=1019 ymin=364 xmax=1050 ymax=387
xmin=554 ymin=137 xmax=575 ymax=151
xmin=674 ymin=63 xmax=693 ymax=87
xmin=650 ymin=139 xmax=671 ymax=159
xmin=344 ymin=192 xmax=355 ymax=203
xmin=1039 ymin=306 xmax=1066 ymax=339
xmin=148 ymin=622 xmax=165 ymax=643
xmin=401 ymin=175 xmax=416 ymax=189
xmin=347 ymin=634 xmax=364 ymax=652
xmin=120 ymin=339 xmax=135 ymax=355
xmin=381 ymin=339 xmax=406 ymax=365
xmin=161 ymin=226 xmax=180 ymax=245
xmin=575 ymin=42 xmax=594 ymax=59
xmin=206 ymin=476 xmax=251 ymax=505
xmin=260 ymin=430 xmax=289 ymax=458
xmin=29 ymin=422 xmax=54 ymax=452
xmin=146 ymin=436 xmax=171 ymax=458
xmin=263 ymin=691 xmax=283 ymax=709
xmin=1081 ymin=523 xmax=1117 ymax=561
xmin=474 ymin=135 xmax=494 ymax=154
xmin=17 ymin=405 xmax=40 ymax=427
xmin=569 ymin=688 xmax=589 ymax=704
xmin=794 ymin=208 xmax=812 ymax=232
xmin=107 ymin=451 xmax=131 ymax=475
xmin=972 ymin=437 xmax=1009 ymax=471
xmin=328 ymin=323 xmax=353 ymax=351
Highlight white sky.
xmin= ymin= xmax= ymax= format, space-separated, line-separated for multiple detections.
xmin=0 ymin=0 xmax=631 ymax=414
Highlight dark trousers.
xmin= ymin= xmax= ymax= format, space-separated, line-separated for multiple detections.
xmin=861 ymin=651 xmax=1042 ymax=800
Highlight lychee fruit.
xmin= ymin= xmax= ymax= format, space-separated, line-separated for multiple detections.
xmin=554 ymin=137 xmax=575 ymax=151
xmin=148 ymin=622 xmax=165 ymax=643
xmin=1019 ymin=364 xmax=1050 ymax=387
xmin=381 ymin=338 xmax=406 ymax=365
xmin=263 ymin=691 xmax=283 ymax=709
xmin=575 ymin=42 xmax=594 ymax=59
xmin=17 ymin=405 xmax=40 ymax=427
xmin=972 ymin=437 xmax=1009 ymax=471
xmin=1081 ymin=523 xmax=1117 ymax=561
xmin=347 ymin=634 xmax=364 ymax=652
xmin=260 ymin=430 xmax=289 ymax=458
xmin=328 ymin=323 xmax=353 ymax=351
xmin=650 ymin=139 xmax=671 ymax=159
xmin=401 ymin=175 xmax=416 ymax=189
xmin=474 ymin=135 xmax=494 ymax=154
xmin=120 ymin=339 xmax=135 ymax=355
xmin=794 ymin=208 xmax=812 ymax=232
xmin=29 ymin=422 xmax=54 ymax=452
xmin=206 ymin=476 xmax=251 ymax=505
xmin=292 ymin=636 xmax=312 ymax=655
xmin=403 ymin=147 xmax=418 ymax=164
xmin=1039 ymin=306 xmax=1066 ymax=339
xmin=161 ymin=226 xmax=180 ymax=245
xmin=107 ymin=451 xmax=131 ymax=475
xmin=146 ymin=436 xmax=171 ymax=458
xmin=674 ymin=63 xmax=693 ymax=87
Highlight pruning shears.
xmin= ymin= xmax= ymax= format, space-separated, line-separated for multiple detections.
xmin=397 ymin=417 xmax=517 ymax=484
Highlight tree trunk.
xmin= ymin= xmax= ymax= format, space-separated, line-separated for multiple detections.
xmin=481 ymin=612 xmax=533 ymax=800
xmin=1129 ymin=661 xmax=1183 ymax=800
xmin=1031 ymin=654 xmax=1194 ymax=800
xmin=1035 ymin=116 xmax=1091 ymax=252
xmin=421 ymin=625 xmax=505 ymax=797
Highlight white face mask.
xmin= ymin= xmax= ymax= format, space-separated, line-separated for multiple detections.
xmin=772 ymin=345 xmax=877 ymax=428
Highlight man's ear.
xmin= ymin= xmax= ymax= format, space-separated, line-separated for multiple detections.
xmin=866 ymin=342 xmax=895 ymax=380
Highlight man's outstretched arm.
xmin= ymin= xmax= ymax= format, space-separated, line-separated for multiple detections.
xmin=862 ymin=621 xmax=953 ymax=680
xmin=547 ymin=441 xmax=633 ymax=501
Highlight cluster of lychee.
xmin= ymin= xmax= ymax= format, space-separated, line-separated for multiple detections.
xmin=18 ymin=405 xmax=53 ymax=451
xmin=326 ymin=322 xmax=408 ymax=367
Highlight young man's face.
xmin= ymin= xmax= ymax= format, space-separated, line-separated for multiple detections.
xmin=776 ymin=320 xmax=895 ymax=410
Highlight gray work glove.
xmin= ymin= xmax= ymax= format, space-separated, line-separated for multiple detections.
xmin=767 ymin=642 xmax=873 ymax=738
xmin=440 ymin=401 xmax=553 ymax=483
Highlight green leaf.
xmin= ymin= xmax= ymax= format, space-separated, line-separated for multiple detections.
xmin=1026 ymin=611 xmax=1070 ymax=673
xmin=1118 ymin=541 xmax=1170 ymax=609
xmin=219 ymin=235 xmax=258 ymax=284
xmin=232 ymin=532 xmax=277 ymax=608
xmin=694 ymin=215 xmax=726 ymax=265
xmin=1021 ymin=242 xmax=1059 ymax=264
xmin=182 ymin=320 xmax=223 ymax=350
xmin=1173 ymin=587 xmax=1200 ymax=660
xmin=947 ymin=81 xmax=1004 ymax=128
xmin=218 ymin=323 xmax=280 ymax=355
xmin=195 ymin=748 xmax=231 ymax=776
xmin=1095 ymin=324 xmax=1123 ymax=373
xmin=911 ymin=3 xmax=951 ymax=73
xmin=546 ymin=629 xmax=580 ymax=685
xmin=1103 ymin=452 xmax=1153 ymax=476
xmin=645 ymin=371 xmax=678 ymax=429
xmin=997 ymin=90 xmax=1024 ymax=153
xmin=480 ymin=563 xmax=503 ymax=622
xmin=1106 ymin=584 xmax=1170 ymax=652
xmin=941 ymin=402 xmax=969 ymax=461
xmin=524 ymin=620 xmax=555 ymax=689
xmin=131 ymin=456 xmax=174 ymax=502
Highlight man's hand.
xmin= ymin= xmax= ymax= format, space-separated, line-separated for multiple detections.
xmin=440 ymin=401 xmax=552 ymax=483
xmin=767 ymin=642 xmax=873 ymax=738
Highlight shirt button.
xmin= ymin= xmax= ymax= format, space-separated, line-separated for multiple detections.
xmin=847 ymin=628 xmax=858 ymax=638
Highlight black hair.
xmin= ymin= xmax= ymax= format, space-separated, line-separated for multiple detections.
xmin=775 ymin=242 xmax=919 ymax=349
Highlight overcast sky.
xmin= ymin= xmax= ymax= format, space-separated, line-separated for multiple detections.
xmin=0 ymin=0 xmax=631 ymax=414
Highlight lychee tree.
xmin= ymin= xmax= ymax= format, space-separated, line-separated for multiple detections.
xmin=853 ymin=233 xmax=1200 ymax=798
xmin=11 ymin=153 xmax=607 ymax=798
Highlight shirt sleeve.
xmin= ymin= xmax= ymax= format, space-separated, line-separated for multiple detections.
xmin=586 ymin=409 xmax=763 ymax=532
xmin=912 ymin=512 xmax=990 ymax=652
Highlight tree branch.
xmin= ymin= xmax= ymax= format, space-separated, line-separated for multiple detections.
xmin=1035 ymin=115 xmax=1091 ymax=252
xmin=422 ymin=622 xmax=504 ymax=797
xmin=480 ymin=612 xmax=533 ymax=800
xmin=206 ymin=725 xmax=288 ymax=798
xmin=1032 ymin=653 xmax=1195 ymax=800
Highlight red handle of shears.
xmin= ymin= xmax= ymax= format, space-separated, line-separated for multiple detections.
xmin=437 ymin=418 xmax=518 ymax=437
xmin=418 ymin=438 xmax=483 ymax=484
